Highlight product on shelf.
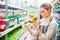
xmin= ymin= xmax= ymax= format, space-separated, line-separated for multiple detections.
xmin=0 ymin=0 xmax=4 ymax=1
xmin=8 ymin=28 xmax=24 ymax=40
xmin=18 ymin=31 xmax=34 ymax=40
xmin=53 ymin=1 xmax=60 ymax=39
xmin=24 ymin=21 xmax=30 ymax=25
xmin=0 ymin=8 xmax=6 ymax=17
xmin=0 ymin=18 xmax=6 ymax=32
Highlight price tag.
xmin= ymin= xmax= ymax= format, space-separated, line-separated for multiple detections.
xmin=0 ymin=34 xmax=1 ymax=37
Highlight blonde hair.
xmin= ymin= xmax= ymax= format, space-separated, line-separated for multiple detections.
xmin=40 ymin=3 xmax=53 ymax=12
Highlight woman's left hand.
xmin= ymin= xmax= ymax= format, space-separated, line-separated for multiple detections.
xmin=32 ymin=20 xmax=39 ymax=27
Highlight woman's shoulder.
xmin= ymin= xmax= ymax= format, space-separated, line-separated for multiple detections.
xmin=51 ymin=18 xmax=57 ymax=24
xmin=50 ymin=18 xmax=58 ymax=28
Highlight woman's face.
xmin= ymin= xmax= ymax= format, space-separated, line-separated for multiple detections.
xmin=40 ymin=7 xmax=50 ymax=18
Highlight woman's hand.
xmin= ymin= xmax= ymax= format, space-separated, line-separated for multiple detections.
xmin=32 ymin=20 xmax=42 ymax=35
xmin=32 ymin=21 xmax=38 ymax=27
xmin=24 ymin=24 xmax=33 ymax=35
xmin=32 ymin=19 xmax=40 ymax=27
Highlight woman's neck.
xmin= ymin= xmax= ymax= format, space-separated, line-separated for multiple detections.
xmin=44 ymin=14 xmax=52 ymax=23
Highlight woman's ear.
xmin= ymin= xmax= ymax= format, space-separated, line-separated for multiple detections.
xmin=50 ymin=3 xmax=53 ymax=13
xmin=49 ymin=9 xmax=51 ymax=13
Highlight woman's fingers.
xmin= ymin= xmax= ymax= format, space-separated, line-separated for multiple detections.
xmin=33 ymin=22 xmax=38 ymax=27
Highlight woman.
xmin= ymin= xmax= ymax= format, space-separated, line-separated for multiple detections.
xmin=25 ymin=3 xmax=58 ymax=40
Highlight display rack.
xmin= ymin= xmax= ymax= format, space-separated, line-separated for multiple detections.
xmin=0 ymin=16 xmax=29 ymax=37
xmin=0 ymin=23 xmax=21 ymax=37
xmin=0 ymin=1 xmax=21 ymax=10
xmin=53 ymin=1 xmax=60 ymax=39
xmin=0 ymin=0 xmax=25 ymax=40
xmin=0 ymin=0 xmax=38 ymax=40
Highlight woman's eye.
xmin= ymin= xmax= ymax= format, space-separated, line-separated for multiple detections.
xmin=40 ymin=11 xmax=44 ymax=13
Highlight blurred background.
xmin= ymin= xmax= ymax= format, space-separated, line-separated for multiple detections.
xmin=0 ymin=0 xmax=60 ymax=40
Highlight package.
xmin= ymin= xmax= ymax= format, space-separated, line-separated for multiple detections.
xmin=0 ymin=0 xmax=4 ymax=1
xmin=0 ymin=21 xmax=6 ymax=32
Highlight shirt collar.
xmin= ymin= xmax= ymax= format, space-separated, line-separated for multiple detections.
xmin=42 ymin=15 xmax=52 ymax=23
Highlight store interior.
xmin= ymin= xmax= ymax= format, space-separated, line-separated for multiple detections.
xmin=0 ymin=0 xmax=60 ymax=40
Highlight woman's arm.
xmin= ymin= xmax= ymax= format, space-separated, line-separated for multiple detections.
xmin=25 ymin=25 xmax=33 ymax=35
xmin=39 ymin=23 xmax=57 ymax=40
xmin=32 ymin=21 xmax=42 ymax=35
xmin=33 ymin=20 xmax=57 ymax=40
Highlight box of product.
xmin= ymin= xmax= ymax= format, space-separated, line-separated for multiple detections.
xmin=8 ymin=28 xmax=24 ymax=40
xmin=0 ymin=20 xmax=6 ymax=32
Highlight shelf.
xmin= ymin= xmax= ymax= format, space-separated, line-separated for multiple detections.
xmin=7 ymin=3 xmax=20 ymax=10
xmin=0 ymin=23 xmax=22 ymax=37
xmin=0 ymin=1 xmax=5 ymax=5
xmin=0 ymin=17 xmax=30 ymax=37
xmin=19 ymin=31 xmax=33 ymax=40
xmin=19 ymin=31 xmax=29 ymax=40
xmin=0 ymin=9 xmax=13 ymax=13
xmin=0 ymin=1 xmax=21 ymax=10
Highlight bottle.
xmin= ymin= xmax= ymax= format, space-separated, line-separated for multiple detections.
xmin=32 ymin=16 xmax=37 ymax=22
xmin=0 ymin=21 xmax=6 ymax=32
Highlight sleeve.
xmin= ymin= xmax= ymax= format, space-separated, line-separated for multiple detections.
xmin=40 ymin=22 xmax=58 ymax=40
xmin=32 ymin=29 xmax=38 ymax=37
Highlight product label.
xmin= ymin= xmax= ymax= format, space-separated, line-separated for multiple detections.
xmin=0 ymin=34 xmax=1 ymax=36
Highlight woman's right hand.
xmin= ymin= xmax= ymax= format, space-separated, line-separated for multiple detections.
xmin=32 ymin=21 xmax=38 ymax=27
xmin=32 ymin=19 xmax=41 ymax=27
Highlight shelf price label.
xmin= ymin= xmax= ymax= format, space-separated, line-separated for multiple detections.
xmin=0 ymin=34 xmax=1 ymax=37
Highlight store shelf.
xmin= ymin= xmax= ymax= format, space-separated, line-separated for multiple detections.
xmin=0 ymin=1 xmax=5 ymax=5
xmin=0 ymin=23 xmax=22 ymax=37
xmin=0 ymin=1 xmax=21 ymax=10
xmin=19 ymin=31 xmax=29 ymax=40
xmin=7 ymin=3 xmax=20 ymax=10
xmin=0 ymin=17 xmax=30 ymax=37
xmin=19 ymin=17 xmax=30 ymax=22
xmin=0 ymin=9 xmax=13 ymax=13
xmin=0 ymin=1 xmax=6 ymax=9
xmin=19 ymin=30 xmax=33 ymax=40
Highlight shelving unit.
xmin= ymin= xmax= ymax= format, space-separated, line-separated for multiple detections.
xmin=0 ymin=16 xmax=30 ymax=38
xmin=0 ymin=1 xmax=21 ymax=10
xmin=0 ymin=0 xmax=39 ymax=40
xmin=0 ymin=0 xmax=26 ymax=40
xmin=19 ymin=31 xmax=32 ymax=40
xmin=0 ymin=23 xmax=21 ymax=37
xmin=53 ymin=1 xmax=60 ymax=40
